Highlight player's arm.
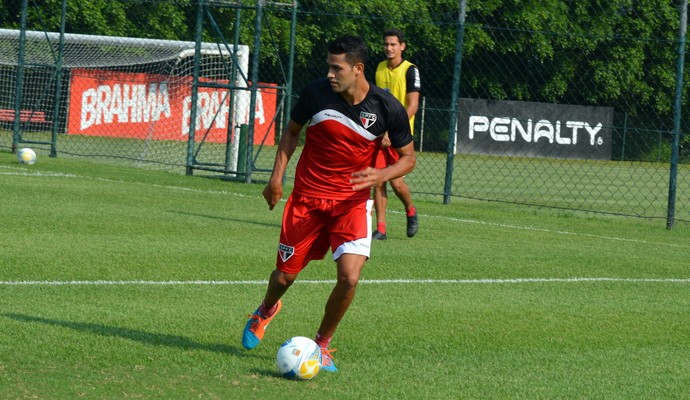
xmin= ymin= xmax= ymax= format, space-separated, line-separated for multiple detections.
xmin=388 ymin=141 xmax=416 ymax=180
xmin=405 ymin=66 xmax=421 ymax=118
xmin=262 ymin=119 xmax=303 ymax=209
xmin=350 ymin=141 xmax=416 ymax=191
xmin=404 ymin=91 xmax=419 ymax=119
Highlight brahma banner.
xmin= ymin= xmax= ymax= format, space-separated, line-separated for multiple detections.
xmin=67 ymin=69 xmax=276 ymax=145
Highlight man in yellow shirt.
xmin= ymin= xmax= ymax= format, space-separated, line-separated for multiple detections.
xmin=373 ymin=28 xmax=420 ymax=240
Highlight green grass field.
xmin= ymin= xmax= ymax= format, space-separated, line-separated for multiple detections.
xmin=1 ymin=151 xmax=689 ymax=399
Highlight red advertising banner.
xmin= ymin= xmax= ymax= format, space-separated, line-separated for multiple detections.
xmin=67 ymin=69 xmax=276 ymax=145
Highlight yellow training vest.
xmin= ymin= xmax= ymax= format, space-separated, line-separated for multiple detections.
xmin=375 ymin=59 xmax=416 ymax=134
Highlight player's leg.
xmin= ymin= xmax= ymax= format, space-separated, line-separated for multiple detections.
xmin=243 ymin=194 xmax=329 ymax=350
xmin=315 ymin=253 xmax=366 ymax=372
xmin=389 ymin=176 xmax=414 ymax=211
xmin=241 ymin=269 xmax=295 ymax=349
xmin=372 ymin=147 xmax=394 ymax=240
xmin=316 ymin=254 xmax=365 ymax=338
xmin=313 ymin=198 xmax=372 ymax=372
xmin=263 ymin=268 xmax=296 ymax=304
xmin=389 ymin=176 xmax=418 ymax=237
xmin=372 ymin=181 xmax=388 ymax=240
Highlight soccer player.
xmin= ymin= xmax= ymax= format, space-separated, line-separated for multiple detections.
xmin=372 ymin=28 xmax=421 ymax=240
xmin=241 ymin=35 xmax=416 ymax=372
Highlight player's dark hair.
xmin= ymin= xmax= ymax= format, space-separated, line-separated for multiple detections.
xmin=328 ymin=35 xmax=368 ymax=66
xmin=383 ymin=28 xmax=406 ymax=44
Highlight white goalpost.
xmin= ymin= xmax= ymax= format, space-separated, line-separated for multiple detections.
xmin=0 ymin=28 xmax=251 ymax=172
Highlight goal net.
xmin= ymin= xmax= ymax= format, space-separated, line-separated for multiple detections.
xmin=0 ymin=28 xmax=257 ymax=172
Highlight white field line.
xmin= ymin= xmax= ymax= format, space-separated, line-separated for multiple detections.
xmin=0 ymin=170 xmax=78 ymax=178
xmin=1 ymin=278 xmax=689 ymax=286
xmin=426 ymin=214 xmax=690 ymax=249
xmin=2 ymin=167 xmax=688 ymax=249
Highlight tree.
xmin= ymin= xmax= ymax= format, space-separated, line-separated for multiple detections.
xmin=4 ymin=0 xmax=686 ymax=135
xmin=3 ymin=0 xmax=193 ymax=40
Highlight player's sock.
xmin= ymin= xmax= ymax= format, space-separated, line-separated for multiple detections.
xmin=376 ymin=222 xmax=387 ymax=234
xmin=314 ymin=333 xmax=332 ymax=349
xmin=406 ymin=206 xmax=417 ymax=217
xmin=258 ymin=301 xmax=278 ymax=318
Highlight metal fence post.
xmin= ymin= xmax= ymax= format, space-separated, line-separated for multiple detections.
xmin=443 ymin=0 xmax=467 ymax=204
xmin=12 ymin=0 xmax=29 ymax=153
xmin=186 ymin=0 xmax=205 ymax=176
xmin=49 ymin=0 xmax=68 ymax=158
xmin=245 ymin=0 xmax=265 ymax=183
xmin=667 ymin=0 xmax=688 ymax=229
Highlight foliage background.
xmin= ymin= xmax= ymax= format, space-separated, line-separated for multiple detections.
xmin=2 ymin=0 xmax=685 ymax=133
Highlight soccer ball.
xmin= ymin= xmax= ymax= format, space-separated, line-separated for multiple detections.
xmin=276 ymin=336 xmax=322 ymax=380
xmin=17 ymin=148 xmax=36 ymax=165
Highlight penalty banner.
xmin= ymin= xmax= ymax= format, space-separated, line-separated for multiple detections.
xmin=457 ymin=98 xmax=613 ymax=160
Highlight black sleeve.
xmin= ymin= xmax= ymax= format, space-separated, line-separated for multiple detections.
xmin=405 ymin=66 xmax=421 ymax=94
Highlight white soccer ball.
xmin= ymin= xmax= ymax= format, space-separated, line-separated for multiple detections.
xmin=276 ymin=336 xmax=322 ymax=380
xmin=17 ymin=148 xmax=36 ymax=165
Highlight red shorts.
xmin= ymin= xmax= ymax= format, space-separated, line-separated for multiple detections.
xmin=276 ymin=194 xmax=373 ymax=274
xmin=374 ymin=146 xmax=400 ymax=169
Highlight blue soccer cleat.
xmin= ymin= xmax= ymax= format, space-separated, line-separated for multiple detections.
xmin=241 ymin=300 xmax=282 ymax=350
xmin=319 ymin=347 xmax=338 ymax=372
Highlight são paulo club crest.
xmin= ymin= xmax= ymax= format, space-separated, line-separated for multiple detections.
xmin=360 ymin=111 xmax=377 ymax=129
xmin=279 ymin=243 xmax=294 ymax=262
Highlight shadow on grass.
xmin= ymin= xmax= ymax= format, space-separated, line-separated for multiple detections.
xmin=1 ymin=312 xmax=257 ymax=358
xmin=169 ymin=210 xmax=281 ymax=229
xmin=251 ymin=368 xmax=284 ymax=379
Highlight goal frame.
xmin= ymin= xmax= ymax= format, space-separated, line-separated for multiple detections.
xmin=6 ymin=0 xmax=297 ymax=182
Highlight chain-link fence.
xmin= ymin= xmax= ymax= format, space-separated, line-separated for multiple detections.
xmin=1 ymin=0 xmax=688 ymax=226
